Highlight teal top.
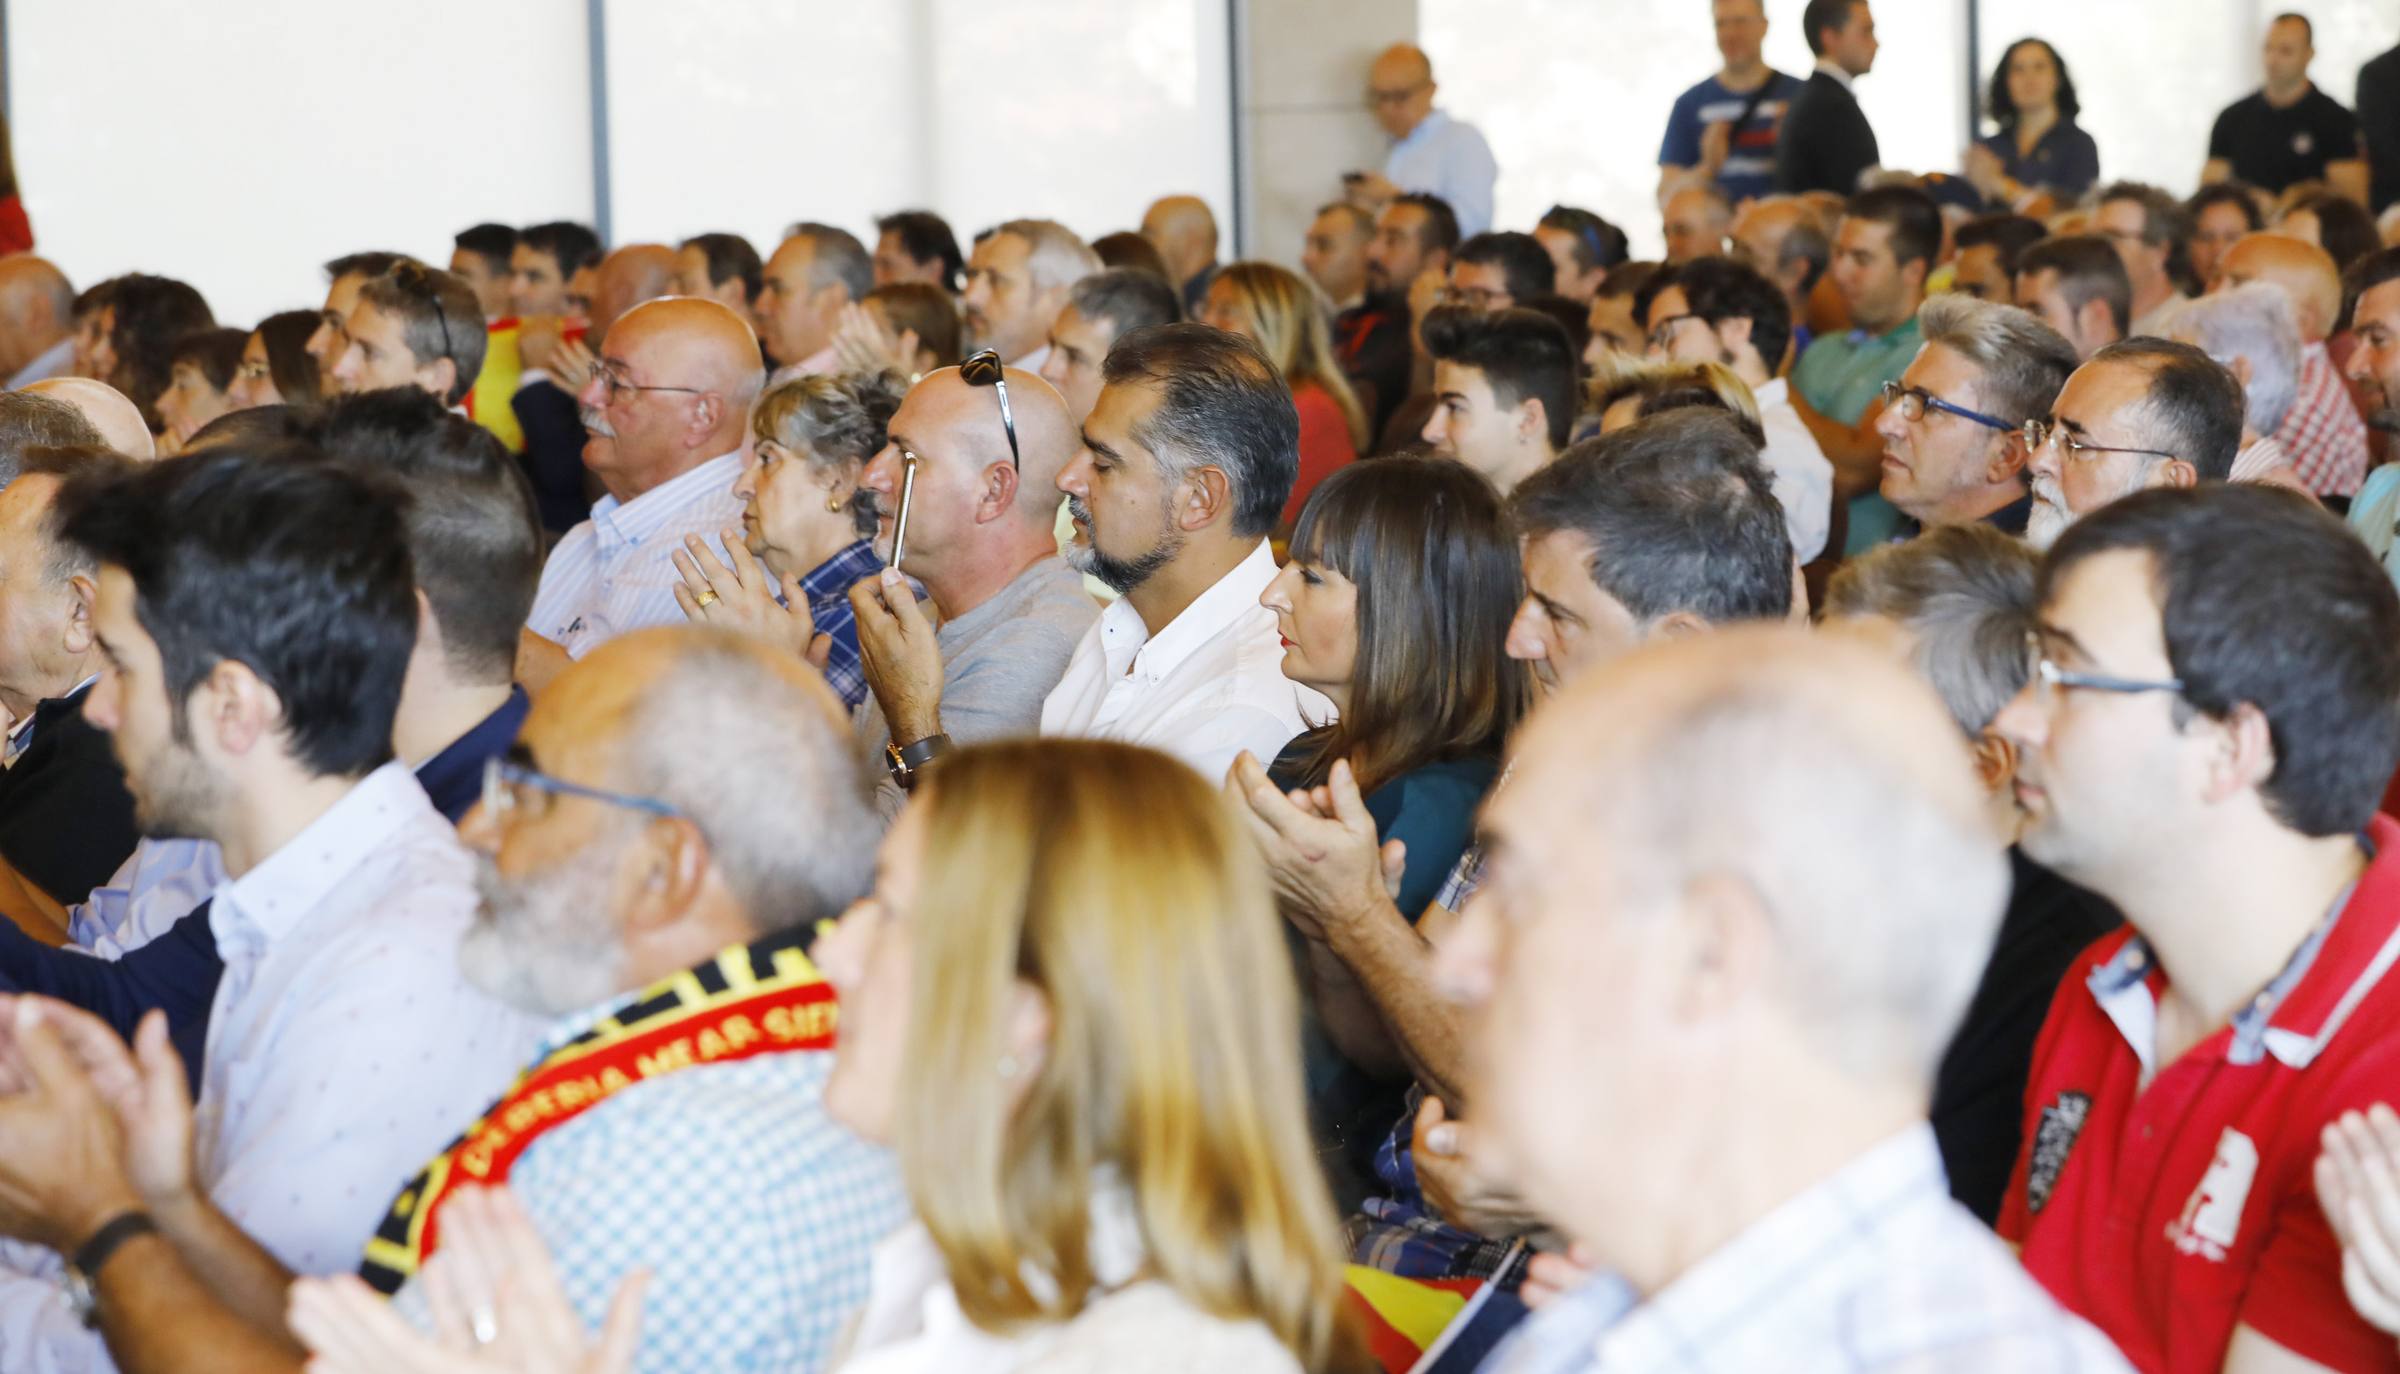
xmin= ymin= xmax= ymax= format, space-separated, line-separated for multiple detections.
xmin=2348 ymin=463 xmax=2400 ymax=592
xmin=1794 ymin=312 xmax=1924 ymax=425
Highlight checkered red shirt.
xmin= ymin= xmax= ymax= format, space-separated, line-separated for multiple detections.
xmin=2274 ymin=342 xmax=2370 ymax=497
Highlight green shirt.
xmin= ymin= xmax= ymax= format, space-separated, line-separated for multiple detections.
xmin=1794 ymin=312 xmax=1923 ymax=553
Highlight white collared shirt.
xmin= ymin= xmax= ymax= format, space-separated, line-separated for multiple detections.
xmin=526 ymin=450 xmax=748 ymax=659
xmin=1039 ymin=540 xmax=1331 ymax=785
xmin=1814 ymin=57 xmax=1856 ymax=92
xmin=1751 ymin=379 xmax=1834 ymax=563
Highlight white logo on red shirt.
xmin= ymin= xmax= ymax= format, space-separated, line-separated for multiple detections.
xmin=2168 ymin=1127 xmax=2259 ymax=1261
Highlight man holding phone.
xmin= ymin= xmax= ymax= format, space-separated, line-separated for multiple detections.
xmin=1343 ymin=44 xmax=1498 ymax=238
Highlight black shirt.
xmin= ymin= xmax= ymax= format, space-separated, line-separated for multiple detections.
xmin=2360 ymin=47 xmax=2400 ymax=212
xmin=0 ymin=683 xmax=139 ymax=907
xmin=2208 ymin=85 xmax=2362 ymax=194
xmin=1774 ymin=69 xmax=1880 ymax=195
xmin=1932 ymin=848 xmax=2123 ymax=1224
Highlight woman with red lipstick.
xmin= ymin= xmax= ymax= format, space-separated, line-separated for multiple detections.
xmin=1254 ymin=455 xmax=1528 ymax=1204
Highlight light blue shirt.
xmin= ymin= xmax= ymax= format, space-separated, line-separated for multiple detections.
xmin=5 ymin=337 xmax=73 ymax=391
xmin=64 ymin=836 xmax=225 ymax=956
xmin=526 ymin=450 xmax=747 ymax=660
xmin=0 ymin=763 xmax=544 ymax=1373
xmin=1385 ymin=109 xmax=1499 ymax=238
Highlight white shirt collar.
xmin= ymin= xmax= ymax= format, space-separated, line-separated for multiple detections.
xmin=1102 ymin=539 xmax=1278 ymax=685
xmin=1814 ymin=58 xmax=1855 ymax=91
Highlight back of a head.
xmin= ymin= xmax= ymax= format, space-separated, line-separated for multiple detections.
xmin=996 ymin=219 xmax=1103 ymax=295
xmin=15 ymin=444 xmax=139 ymax=588
xmin=519 ymin=222 xmax=603 ymax=278
xmin=1917 ymin=293 xmax=2079 ymax=427
xmin=682 ymin=232 xmax=763 ymax=303
xmin=106 ymin=275 xmax=216 ymax=427
xmin=863 ymin=282 xmax=963 ymax=367
xmin=1844 ymin=186 xmax=1943 ymax=275
xmin=26 ymin=379 xmax=156 ymax=460
xmin=1510 ymin=409 xmax=1795 ymax=624
xmin=1395 ymin=193 xmax=1462 ymax=258
xmin=185 ymin=404 xmax=312 ymax=453
xmin=2287 ymin=191 xmax=2381 ymax=277
xmin=1631 ymin=361 xmax=1767 ymax=448
xmin=2019 ymin=234 xmax=2133 ymax=337
xmin=791 ymin=222 xmax=874 ymax=303
xmin=0 ymin=391 xmax=106 ymax=490
xmin=56 ymin=442 xmax=418 ymax=779
xmin=1067 ymin=268 xmax=1183 ymax=340
xmin=0 ymin=254 xmax=74 ymax=329
xmin=1594 ymin=260 xmax=1663 ymax=307
xmin=255 ymin=310 xmax=325 ymax=403
xmin=1954 ymin=213 xmax=2049 ymax=277
xmin=752 ymin=369 xmax=906 ymax=470
xmin=2085 ymin=337 xmax=2246 ymax=480
xmin=1801 ymin=0 xmax=1858 ymax=55
xmin=1825 ymin=524 xmax=2040 ymax=734
xmin=1101 ymin=322 xmax=1298 ymax=539
xmin=1091 ymin=231 xmax=1173 ymax=284
xmin=2046 ymin=484 xmax=2400 ymax=836
xmin=313 ymin=388 xmax=541 ymax=686
xmin=876 ymin=210 xmax=965 ymax=292
xmin=1673 ymin=255 xmax=1793 ymax=374
xmin=900 ymin=737 xmax=1352 ymax=1369
xmin=355 ymin=262 xmax=488 ymax=404
xmin=1421 ymin=305 xmax=1580 ymax=451
xmin=2156 ymin=284 xmax=2301 ymax=435
xmin=1456 ymin=231 xmax=1557 ymax=301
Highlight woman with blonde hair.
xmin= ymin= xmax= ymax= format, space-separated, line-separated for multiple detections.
xmin=1199 ymin=261 xmax=1367 ymax=528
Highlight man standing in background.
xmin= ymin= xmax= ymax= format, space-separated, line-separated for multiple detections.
xmin=1659 ymin=0 xmax=1803 ymax=209
xmin=1343 ymin=44 xmax=1498 ymax=239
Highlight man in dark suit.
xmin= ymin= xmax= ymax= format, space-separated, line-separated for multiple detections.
xmin=1774 ymin=0 xmax=1882 ymax=196
xmin=2360 ymin=40 xmax=2400 ymax=215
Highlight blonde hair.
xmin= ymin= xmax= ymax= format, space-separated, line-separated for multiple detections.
xmin=1587 ymin=355 xmax=1764 ymax=439
xmin=1210 ymin=261 xmax=1369 ymax=452
xmin=899 ymin=740 xmax=1360 ymax=1370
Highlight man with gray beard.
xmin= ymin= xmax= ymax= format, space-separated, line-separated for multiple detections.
xmin=2021 ymin=338 xmax=2245 ymax=550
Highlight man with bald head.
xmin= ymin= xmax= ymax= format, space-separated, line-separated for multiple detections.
xmin=2217 ymin=232 xmax=2368 ymax=498
xmin=24 ymin=379 xmax=154 ymax=461
xmin=1730 ymin=196 xmax=1831 ymax=358
xmin=819 ymin=363 xmax=1097 ymax=804
xmin=1445 ymin=627 xmax=2124 ymax=1370
xmin=1661 ymin=184 xmax=1732 ymax=264
xmin=519 ymin=297 xmax=765 ymax=690
xmin=0 ymin=256 xmax=75 ymax=388
xmin=1345 ymin=43 xmax=1498 ymax=238
xmin=1141 ymin=195 xmax=1221 ymax=315
xmin=758 ymin=225 xmax=874 ymax=377
xmin=510 ymin=244 xmax=682 ymax=537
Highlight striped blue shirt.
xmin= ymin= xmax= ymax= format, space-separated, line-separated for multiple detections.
xmin=527 ymin=451 xmax=748 ymax=659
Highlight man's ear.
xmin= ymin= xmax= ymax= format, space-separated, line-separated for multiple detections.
xmin=199 ymin=658 xmax=285 ymax=759
xmin=1717 ymin=316 xmax=1755 ymax=357
xmin=63 ymin=574 xmax=97 ymax=657
xmin=1972 ymin=731 xmax=2018 ymax=796
xmin=975 ymin=460 xmax=1023 ymax=525
xmin=2198 ymin=700 xmax=2276 ymax=807
xmin=422 ymin=358 xmax=459 ymax=407
xmin=1179 ymin=465 xmax=1234 ymax=531
xmin=2078 ymin=300 xmax=2116 ymax=350
xmin=1985 ymin=429 xmax=2031 ymax=485
xmin=1516 ymin=397 xmax=1547 ymax=447
xmin=2149 ymin=457 xmax=2198 ymax=491
xmin=620 ymin=816 xmax=711 ymax=938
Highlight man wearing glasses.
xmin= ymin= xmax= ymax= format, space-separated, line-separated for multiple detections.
xmin=2022 ymin=338 xmax=2245 ymax=550
xmin=327 ymin=263 xmax=486 ymax=412
xmin=1344 ymin=44 xmax=1497 ymax=239
xmin=1872 ymin=293 xmax=2077 ymax=537
xmin=1991 ymin=484 xmax=2400 ymax=1372
xmin=517 ymin=297 xmax=761 ymax=693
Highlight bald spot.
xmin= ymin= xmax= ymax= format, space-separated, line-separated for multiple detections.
xmin=2223 ymin=232 xmax=2341 ymax=340
xmin=0 ymin=255 xmax=72 ymax=334
xmin=910 ymin=364 xmax=1079 ymax=527
xmin=25 ymin=378 xmax=155 ymax=460
xmin=603 ymin=297 xmax=763 ymax=402
xmin=525 ymin=625 xmax=847 ymax=789
xmin=1143 ymin=195 xmax=1218 ymax=244
xmin=592 ymin=244 xmax=679 ymax=341
xmin=1372 ymin=43 xmax=1433 ymax=86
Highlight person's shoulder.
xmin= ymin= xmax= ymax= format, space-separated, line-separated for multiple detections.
xmin=1845 ymin=1199 xmax=2132 ymax=1370
xmin=1021 ymin=1284 xmax=1301 ymax=1374
xmin=1769 ymin=69 xmax=1806 ymax=97
xmin=1377 ymin=754 xmax=1502 ymax=812
xmin=1669 ymin=74 xmax=1724 ymax=112
xmin=2310 ymin=84 xmax=2360 ymax=124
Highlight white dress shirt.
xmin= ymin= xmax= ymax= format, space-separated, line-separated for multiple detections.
xmin=1039 ymin=539 xmax=1330 ymax=785
xmin=1752 ymin=378 xmax=1835 ymax=563
xmin=526 ymin=450 xmax=747 ymax=660
xmin=0 ymin=763 xmax=543 ymax=1373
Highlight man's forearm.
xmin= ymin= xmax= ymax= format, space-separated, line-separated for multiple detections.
xmin=1321 ymin=897 xmax=1470 ymax=1105
xmin=153 ymin=1191 xmax=298 ymax=1338
xmin=97 ymin=1232 xmax=303 ymax=1374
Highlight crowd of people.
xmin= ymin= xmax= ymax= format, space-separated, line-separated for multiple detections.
xmin=10 ymin=3 xmax=2400 ymax=1372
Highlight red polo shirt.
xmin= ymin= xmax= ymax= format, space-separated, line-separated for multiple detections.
xmin=1999 ymin=814 xmax=2400 ymax=1372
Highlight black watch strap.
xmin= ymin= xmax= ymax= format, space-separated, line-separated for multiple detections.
xmin=71 ymin=1211 xmax=158 ymax=1281
xmin=885 ymin=733 xmax=952 ymax=790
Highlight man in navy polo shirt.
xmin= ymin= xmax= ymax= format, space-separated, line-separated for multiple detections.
xmin=1992 ymin=484 xmax=2400 ymax=1372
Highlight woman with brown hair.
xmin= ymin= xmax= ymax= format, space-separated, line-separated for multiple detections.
xmin=1199 ymin=261 xmax=1368 ymax=528
xmin=226 ymin=310 xmax=327 ymax=409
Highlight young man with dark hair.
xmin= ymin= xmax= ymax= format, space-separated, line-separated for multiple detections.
xmin=675 ymin=232 xmax=763 ymax=315
xmin=1419 ymin=305 xmax=1578 ymax=497
xmin=1348 ymin=193 xmax=1460 ymax=439
xmin=510 ymin=221 xmax=602 ymax=319
xmin=2204 ymin=12 xmax=2366 ymax=200
xmin=303 ymin=251 xmax=410 ymax=388
xmin=328 ymin=262 xmax=487 ymax=407
xmin=1951 ymin=212 xmax=2048 ymax=303
xmin=2015 ymin=234 xmax=2132 ymax=361
xmin=449 ymin=223 xmax=517 ymax=320
xmin=1448 ymin=231 xmax=1555 ymax=314
xmin=1995 ymin=483 xmax=2400 ymax=1372
xmin=1774 ymin=0 xmax=1881 ymax=195
xmin=872 ymin=209 xmax=964 ymax=292
xmin=1795 ymin=183 xmax=1938 ymax=550
xmin=1532 ymin=205 xmax=1627 ymax=305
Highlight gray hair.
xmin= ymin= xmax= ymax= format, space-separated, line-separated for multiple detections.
xmin=1824 ymin=524 xmax=2041 ymax=734
xmin=1917 ymin=293 xmax=2078 ymax=426
xmin=995 ymin=219 xmax=1103 ymax=295
xmin=1067 ymin=268 xmax=1184 ymax=338
xmin=0 ymin=392 xmax=104 ymax=492
xmin=787 ymin=222 xmax=874 ymax=303
xmin=615 ymin=635 xmax=879 ymax=931
xmin=2152 ymin=284 xmax=2301 ymax=436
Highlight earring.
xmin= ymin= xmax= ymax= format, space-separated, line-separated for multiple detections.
xmin=825 ymin=495 xmax=849 ymax=514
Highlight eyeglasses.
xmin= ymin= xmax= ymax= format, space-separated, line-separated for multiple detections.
xmin=1648 ymin=313 xmax=1699 ymax=351
xmin=2024 ymin=631 xmax=2185 ymax=710
xmin=2021 ymin=417 xmax=2180 ymax=466
xmin=959 ymin=349 xmax=1020 ymax=472
xmin=1369 ymin=82 xmax=1428 ymax=107
xmin=235 ymin=359 xmax=273 ymax=382
xmin=591 ymin=360 xmax=708 ymax=405
xmin=481 ymin=756 xmax=690 ymax=823
xmin=1879 ymin=380 xmax=2014 ymax=431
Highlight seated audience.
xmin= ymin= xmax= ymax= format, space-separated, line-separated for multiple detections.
xmin=1038 ymin=268 xmax=1183 ymax=425
xmin=1448 ymin=231 xmax=1553 ymax=314
xmin=674 ymin=231 xmax=763 ymax=316
xmin=2341 ymin=248 xmax=2400 ymax=580
xmin=0 ymin=255 xmax=74 ymax=388
xmin=2026 ymin=337 xmax=2245 ymax=547
xmin=1348 ymin=193 xmax=1458 ymax=438
xmin=1450 ymin=626 xmax=2128 ymax=1369
xmin=89 ymin=275 xmax=213 ymax=435
xmin=2187 ymin=181 xmax=2265 ymax=288
xmin=223 ymin=312 xmax=320 ymax=411
xmin=1142 ymin=194 xmax=1221 ymax=314
xmin=1253 ymin=455 xmax=1527 ymax=1205
xmin=872 ymin=209 xmax=964 ymax=292
xmin=672 ymin=372 xmax=898 ymax=710
xmin=0 ymin=392 xmax=104 ymax=476
xmin=1541 ymin=210 xmax=1626 ymax=308
xmin=1420 ymin=305 xmax=1577 ymax=498
xmin=303 ymin=251 xmax=407 ymax=382
xmin=1302 ymin=201 xmax=1376 ymax=312
xmin=1822 ymin=525 xmax=2122 ymax=1221
xmin=759 ymin=224 xmax=874 ymax=377
xmin=1949 ymin=212 xmax=2048 ymax=302
xmin=1197 ymin=261 xmax=1367 ymax=525
xmin=851 ymin=282 xmax=962 ymax=379
xmin=2218 ymin=232 xmax=2371 ymax=499
xmin=2015 ymin=233 xmax=2131 ymax=361
xmin=448 ymin=222 xmax=517 ymax=319
xmin=1994 ymin=485 xmax=2400 ymax=1371
xmin=1646 ymin=254 xmax=1835 ymax=559
xmin=2093 ymin=182 xmax=2194 ymax=334
xmin=963 ymin=219 xmax=1100 ymax=370
xmin=2152 ymin=284 xmax=2312 ymax=489
xmin=1968 ymin=38 xmax=2099 ymax=205
xmin=1872 ymin=293 xmax=2076 ymax=535
xmin=509 ymin=221 xmax=601 ymax=321
xmin=1090 ymin=230 xmax=1173 ymax=283
xmin=1046 ymin=324 xmax=1325 ymax=782
xmin=151 ymin=327 xmax=246 ymax=455
xmin=327 ymin=262 xmax=486 ymax=408
xmin=2277 ymin=189 xmax=2380 ymax=275
xmin=1728 ymin=197 xmax=1831 ymax=354
xmin=1660 ymin=185 xmax=1731 ymax=265
xmin=1581 ymin=261 xmax=1662 ymax=366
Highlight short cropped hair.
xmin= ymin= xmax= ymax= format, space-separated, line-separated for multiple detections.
xmin=452 ymin=223 xmax=517 ymax=276
xmin=1844 ymin=186 xmax=1943 ymax=273
xmin=1393 ymin=193 xmax=1462 ymax=257
xmin=2154 ymin=284 xmax=2301 ymax=435
xmin=517 ymin=222 xmax=603 ymax=276
xmin=354 ymin=261 xmax=488 ymax=404
xmin=681 ymin=231 xmax=763 ymax=304
xmin=2084 ymin=337 xmax=2247 ymax=481
xmin=2019 ymin=234 xmax=2133 ymax=338
xmin=1916 ymin=293 xmax=2079 ymax=427
xmin=1670 ymin=256 xmax=1794 ymax=377
xmin=0 ymin=392 xmax=105 ymax=491
xmin=876 ymin=210 xmax=966 ymax=293
xmin=325 ymin=251 xmax=409 ymax=283
xmin=1954 ymin=213 xmax=2049 ymax=277
xmin=788 ymin=222 xmax=873 ymax=303
xmin=1825 ymin=524 xmax=2040 ymax=733
xmin=1068 ymin=267 xmax=1183 ymax=338
xmin=1100 ymin=323 xmax=1298 ymax=539
xmin=1454 ymin=231 xmax=1557 ymax=301
xmin=168 ymin=327 xmax=251 ymax=394
xmin=863 ymin=283 xmax=963 ymax=367
xmin=1421 ymin=305 xmax=1580 ymax=450
xmin=1802 ymin=0 xmax=1865 ymax=56
xmin=994 ymin=219 xmax=1103 ymax=295
xmin=1510 ymin=409 xmax=1794 ymax=624
xmin=1539 ymin=205 xmax=1630 ymax=274
xmin=2046 ymin=484 xmax=2400 ymax=836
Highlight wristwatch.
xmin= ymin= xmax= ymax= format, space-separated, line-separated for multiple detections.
xmin=64 ymin=1210 xmax=158 ymax=1328
xmin=884 ymin=733 xmax=952 ymax=791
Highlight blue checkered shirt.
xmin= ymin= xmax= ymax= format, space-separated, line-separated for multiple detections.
xmin=797 ymin=539 xmax=882 ymax=710
xmin=393 ymin=998 xmax=908 ymax=1374
xmin=1482 ymin=1126 xmax=2133 ymax=1374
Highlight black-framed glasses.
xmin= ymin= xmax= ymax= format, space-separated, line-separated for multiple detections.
xmin=1648 ymin=313 xmax=1699 ymax=351
xmin=1880 ymin=380 xmax=2013 ymax=431
xmin=482 ymin=756 xmax=690 ymax=823
xmin=590 ymin=359 xmax=708 ymax=404
xmin=391 ymin=262 xmax=456 ymax=365
xmin=2023 ymin=631 xmax=2185 ymax=710
xmin=959 ymin=349 xmax=1020 ymax=472
xmin=2021 ymin=417 xmax=2180 ymax=466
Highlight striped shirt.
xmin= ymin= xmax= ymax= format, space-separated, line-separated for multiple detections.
xmin=526 ymin=451 xmax=747 ymax=660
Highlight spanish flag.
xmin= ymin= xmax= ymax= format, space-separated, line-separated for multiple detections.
xmin=467 ymin=319 xmax=527 ymax=453
xmin=1344 ymin=1268 xmax=1528 ymax=1373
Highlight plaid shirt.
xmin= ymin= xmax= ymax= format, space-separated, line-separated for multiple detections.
xmin=2275 ymin=343 xmax=2370 ymax=498
xmin=1484 ymin=1126 xmax=2133 ymax=1374
xmin=797 ymin=539 xmax=882 ymax=709
xmin=1347 ymin=1085 xmax=1533 ymax=1289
